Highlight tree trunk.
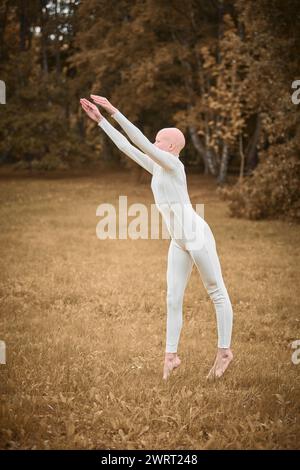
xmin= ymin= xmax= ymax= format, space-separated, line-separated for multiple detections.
xmin=218 ymin=142 xmax=229 ymax=184
xmin=40 ymin=0 xmax=49 ymax=75
xmin=78 ymin=112 xmax=85 ymax=140
xmin=54 ymin=0 xmax=61 ymax=77
xmin=188 ymin=125 xmax=206 ymax=166
xmin=65 ymin=100 xmax=70 ymax=126
xmin=245 ymin=113 xmax=261 ymax=173
xmin=239 ymin=133 xmax=245 ymax=181
xmin=217 ymin=0 xmax=224 ymax=65
xmin=19 ymin=0 xmax=28 ymax=51
xmin=0 ymin=0 xmax=9 ymax=60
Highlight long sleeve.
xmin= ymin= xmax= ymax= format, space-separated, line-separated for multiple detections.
xmin=98 ymin=117 xmax=154 ymax=175
xmin=111 ymin=110 xmax=179 ymax=172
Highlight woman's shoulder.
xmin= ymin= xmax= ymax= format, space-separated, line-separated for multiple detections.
xmin=171 ymin=156 xmax=184 ymax=171
xmin=153 ymin=157 xmax=184 ymax=174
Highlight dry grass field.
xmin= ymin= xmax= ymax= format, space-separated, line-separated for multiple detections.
xmin=0 ymin=170 xmax=299 ymax=450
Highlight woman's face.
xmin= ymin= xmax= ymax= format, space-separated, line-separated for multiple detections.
xmin=154 ymin=131 xmax=173 ymax=152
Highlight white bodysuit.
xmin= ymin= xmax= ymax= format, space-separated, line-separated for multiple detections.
xmin=98 ymin=111 xmax=233 ymax=353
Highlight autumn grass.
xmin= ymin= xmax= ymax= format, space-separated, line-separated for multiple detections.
xmin=0 ymin=170 xmax=299 ymax=450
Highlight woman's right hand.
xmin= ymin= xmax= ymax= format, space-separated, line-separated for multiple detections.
xmin=80 ymin=98 xmax=103 ymax=123
xmin=90 ymin=95 xmax=118 ymax=115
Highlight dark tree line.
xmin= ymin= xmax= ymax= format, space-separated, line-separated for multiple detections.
xmin=0 ymin=0 xmax=299 ymax=220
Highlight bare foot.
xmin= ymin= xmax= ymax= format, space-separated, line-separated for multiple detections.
xmin=163 ymin=353 xmax=181 ymax=380
xmin=206 ymin=348 xmax=233 ymax=380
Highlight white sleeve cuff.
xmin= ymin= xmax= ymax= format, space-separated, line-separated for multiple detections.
xmin=98 ymin=117 xmax=107 ymax=128
xmin=111 ymin=110 xmax=121 ymax=119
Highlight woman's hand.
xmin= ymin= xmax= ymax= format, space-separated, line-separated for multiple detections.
xmin=80 ymin=98 xmax=103 ymax=123
xmin=90 ymin=95 xmax=118 ymax=115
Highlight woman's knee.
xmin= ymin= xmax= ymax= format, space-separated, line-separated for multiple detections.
xmin=206 ymin=283 xmax=227 ymax=303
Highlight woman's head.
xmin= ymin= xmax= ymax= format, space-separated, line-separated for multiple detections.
xmin=154 ymin=128 xmax=186 ymax=156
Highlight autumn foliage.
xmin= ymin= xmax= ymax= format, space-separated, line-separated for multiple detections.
xmin=0 ymin=0 xmax=299 ymax=221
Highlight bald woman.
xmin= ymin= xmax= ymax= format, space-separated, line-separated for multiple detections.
xmin=80 ymin=96 xmax=234 ymax=381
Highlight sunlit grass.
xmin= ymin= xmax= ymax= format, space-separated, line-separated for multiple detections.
xmin=0 ymin=171 xmax=299 ymax=449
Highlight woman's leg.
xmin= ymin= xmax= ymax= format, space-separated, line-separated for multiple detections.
xmin=163 ymin=239 xmax=194 ymax=380
xmin=165 ymin=239 xmax=194 ymax=353
xmin=188 ymin=223 xmax=233 ymax=377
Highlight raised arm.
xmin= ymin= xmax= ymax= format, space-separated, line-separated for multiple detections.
xmin=98 ymin=117 xmax=154 ymax=175
xmin=110 ymin=110 xmax=179 ymax=172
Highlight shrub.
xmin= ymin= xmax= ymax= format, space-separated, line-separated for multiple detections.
xmin=217 ymin=139 xmax=300 ymax=222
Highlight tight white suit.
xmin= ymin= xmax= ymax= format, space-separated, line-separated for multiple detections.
xmin=98 ymin=110 xmax=233 ymax=353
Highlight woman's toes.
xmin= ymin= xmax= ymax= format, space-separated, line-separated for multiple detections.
xmin=163 ymin=356 xmax=181 ymax=380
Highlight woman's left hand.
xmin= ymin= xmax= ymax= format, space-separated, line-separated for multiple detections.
xmin=80 ymin=98 xmax=103 ymax=123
